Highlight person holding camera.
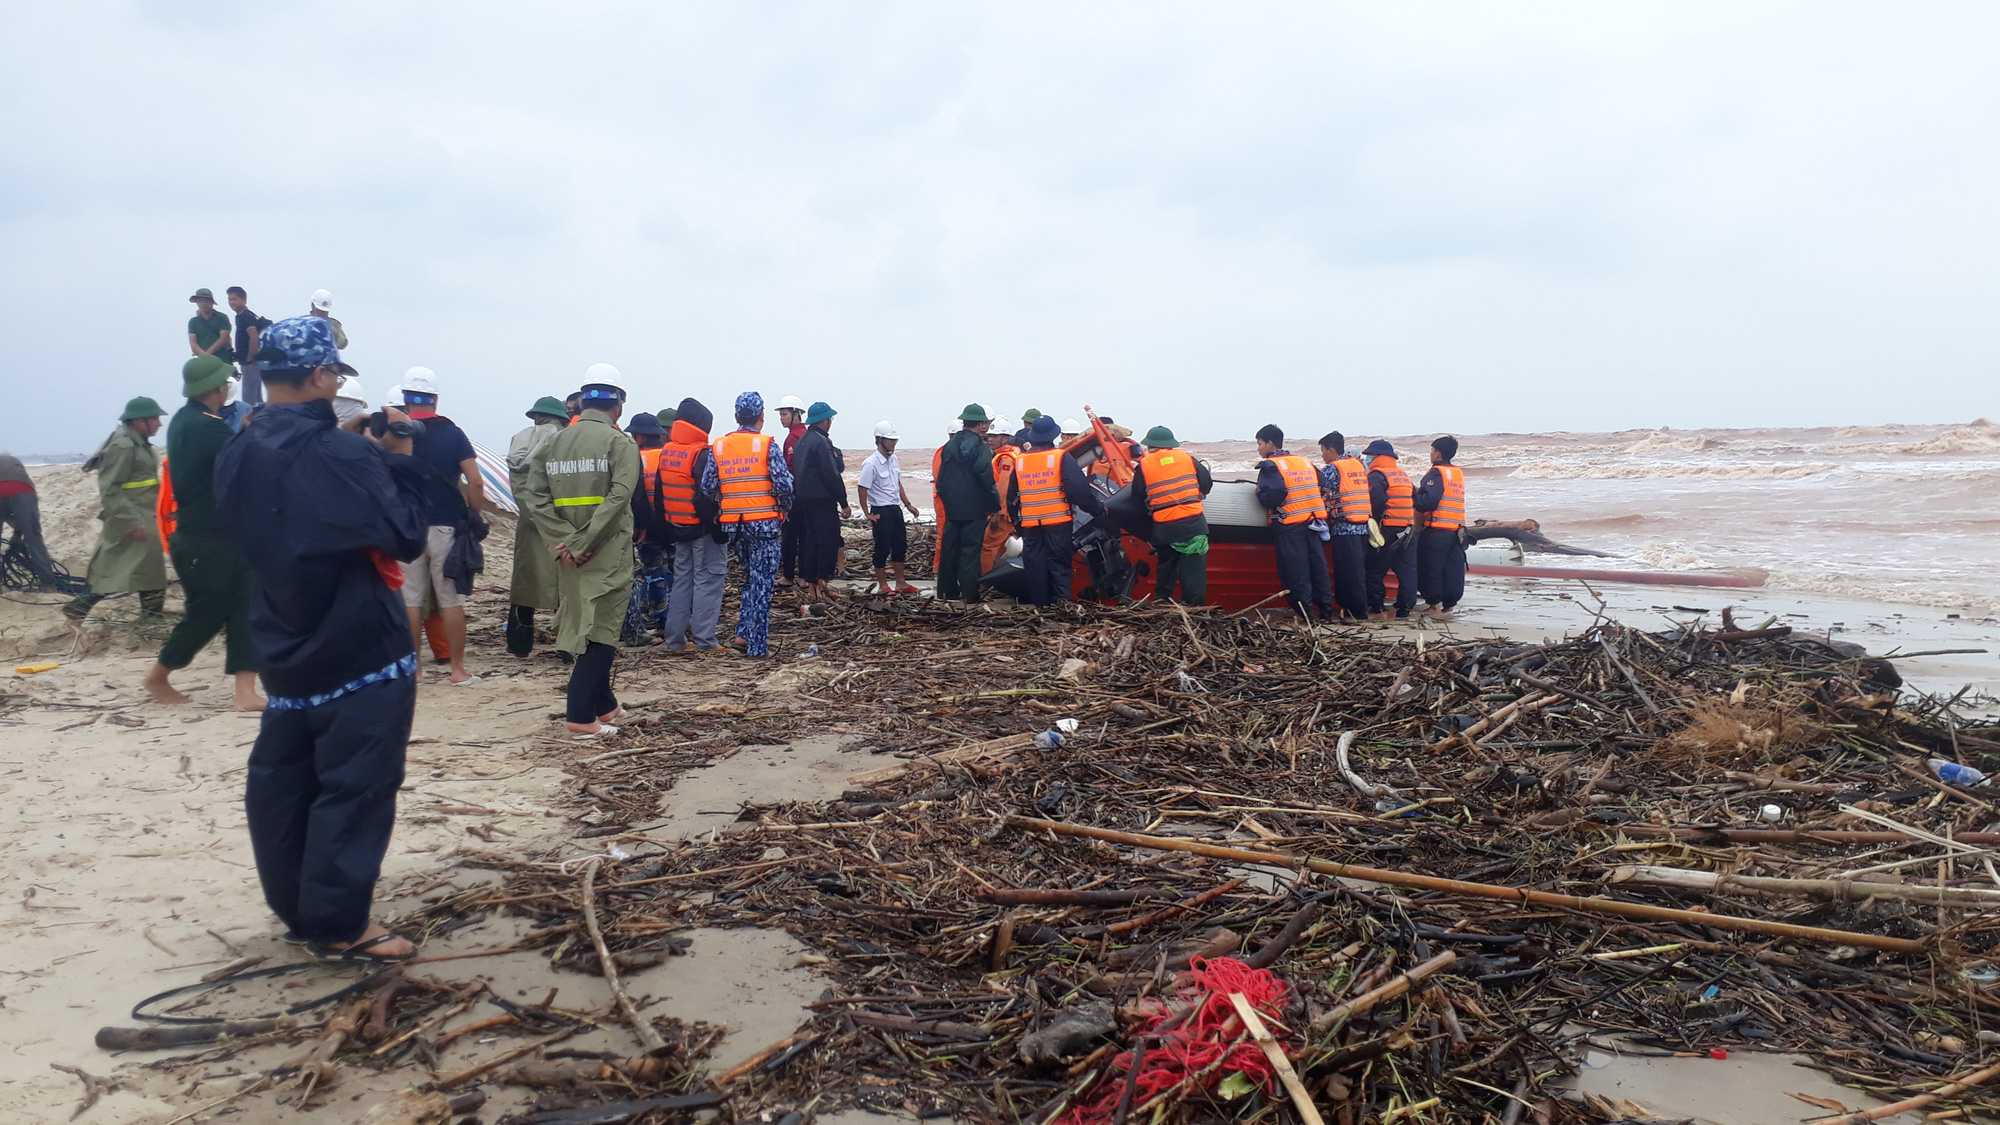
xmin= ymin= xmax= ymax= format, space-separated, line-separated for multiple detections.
xmin=214 ymin=316 xmax=433 ymax=964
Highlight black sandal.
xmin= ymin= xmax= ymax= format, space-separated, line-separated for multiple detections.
xmin=306 ymin=932 xmax=418 ymax=964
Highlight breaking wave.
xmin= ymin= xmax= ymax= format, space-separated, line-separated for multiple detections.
xmin=1624 ymin=433 xmax=1717 ymax=453
xmin=1823 ymin=427 xmax=2000 ymax=456
xmin=1765 ymin=572 xmax=2000 ymax=616
xmin=1510 ymin=460 xmax=1835 ymax=481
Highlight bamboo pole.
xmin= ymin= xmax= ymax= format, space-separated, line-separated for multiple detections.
xmin=1808 ymin=1057 xmax=2000 ymax=1125
xmin=1004 ymin=817 xmax=1928 ymax=954
xmin=1607 ymin=864 xmax=2000 ymax=908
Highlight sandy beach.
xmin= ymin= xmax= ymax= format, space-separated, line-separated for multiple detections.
xmin=1 ymin=453 xmax=1993 ymax=1124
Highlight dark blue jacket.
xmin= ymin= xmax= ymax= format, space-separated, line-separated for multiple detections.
xmin=215 ymin=400 xmax=431 ymax=699
xmin=1254 ymin=451 xmax=1293 ymax=512
xmin=1413 ymin=465 xmax=1447 ymax=514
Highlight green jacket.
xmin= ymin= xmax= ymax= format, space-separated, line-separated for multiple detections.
xmin=505 ymin=418 xmax=564 ymax=609
xmin=165 ymin=400 xmax=232 ymax=535
xmin=85 ymin=426 xmax=167 ymax=593
xmin=519 ymin=410 xmax=641 ymax=650
xmin=934 ymin=428 xmax=998 ymax=518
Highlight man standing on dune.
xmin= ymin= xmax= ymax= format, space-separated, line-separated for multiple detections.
xmin=215 ymin=315 xmax=431 ymax=963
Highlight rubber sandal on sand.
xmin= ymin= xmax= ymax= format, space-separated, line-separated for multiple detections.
xmin=896 ymin=584 xmax=921 ymax=595
xmin=307 ymin=933 xmax=417 ymax=965
xmin=568 ymin=722 xmax=619 ymax=740
xmin=448 ymin=675 xmax=482 ymax=687
xmin=281 ymin=930 xmax=307 ymax=945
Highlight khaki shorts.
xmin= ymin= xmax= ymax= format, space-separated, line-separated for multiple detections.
xmin=401 ymin=525 xmax=466 ymax=609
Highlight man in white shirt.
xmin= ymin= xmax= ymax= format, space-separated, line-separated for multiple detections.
xmin=856 ymin=422 xmax=921 ymax=595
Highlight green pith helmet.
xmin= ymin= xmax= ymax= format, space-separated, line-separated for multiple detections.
xmin=121 ymin=396 xmax=167 ymax=421
xmin=958 ymin=403 xmax=990 ymax=423
xmin=1141 ymin=425 xmax=1178 ymax=449
xmin=527 ymin=396 xmax=568 ymax=420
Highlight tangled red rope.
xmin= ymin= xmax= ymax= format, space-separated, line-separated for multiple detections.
xmin=1062 ymin=957 xmax=1293 ymax=1125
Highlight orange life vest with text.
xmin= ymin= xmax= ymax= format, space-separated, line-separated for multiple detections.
xmin=1140 ymin=448 xmax=1203 ymax=523
xmin=657 ymin=438 xmax=706 ymax=526
xmin=1331 ymin=455 xmax=1370 ymax=524
xmin=1015 ymin=449 xmax=1070 ymax=527
xmin=1371 ymin=455 xmax=1414 ymax=527
xmin=714 ymin=431 xmax=778 ymax=523
xmin=1269 ymin=454 xmax=1327 ymax=525
xmin=1426 ymin=463 xmax=1466 ymax=530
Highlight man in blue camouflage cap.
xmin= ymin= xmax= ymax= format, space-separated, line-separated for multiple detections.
xmin=214 ymin=315 xmax=432 ymax=963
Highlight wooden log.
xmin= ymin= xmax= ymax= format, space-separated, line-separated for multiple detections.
xmin=975 ymin=887 xmax=1184 ymax=907
xmin=1006 ymin=816 xmax=1928 ymax=954
xmin=1310 ymin=952 xmax=1458 ymax=1035
xmin=1608 ymin=824 xmax=2000 ymax=846
xmin=842 ymin=1011 xmax=990 ymax=1042
xmin=579 ymin=857 xmax=668 ymax=1056
xmin=1808 ymin=1057 xmax=2000 ymax=1125
xmin=1243 ymin=904 xmax=1321 ymax=970
xmin=95 ymin=1018 xmax=291 ymax=1052
xmin=1607 ymin=864 xmax=2000 ymax=908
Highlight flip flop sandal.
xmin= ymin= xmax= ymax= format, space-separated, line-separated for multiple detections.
xmin=306 ymin=933 xmax=417 ymax=965
xmin=281 ymin=930 xmax=307 ymax=945
xmin=448 ymin=674 xmax=482 ymax=687
xmin=568 ymin=723 xmax=620 ymax=740
xmin=896 ymin=584 xmax=921 ymax=595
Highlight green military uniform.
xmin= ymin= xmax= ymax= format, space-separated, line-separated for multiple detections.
xmin=507 ymin=416 xmax=566 ymax=610
xmin=85 ymin=425 xmax=167 ymax=594
xmin=518 ymin=408 xmax=640 ymax=653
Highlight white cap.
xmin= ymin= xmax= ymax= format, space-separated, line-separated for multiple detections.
xmin=779 ymin=395 xmax=807 ymax=411
xmin=310 ymin=288 xmax=333 ymax=311
xmin=1061 ymin=418 xmax=1082 ymax=433
xmin=400 ymin=366 xmax=439 ymax=396
xmin=874 ymin=420 xmax=899 ymax=439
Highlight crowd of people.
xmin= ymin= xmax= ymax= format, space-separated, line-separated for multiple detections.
xmin=0 ymin=288 xmax=1472 ymax=965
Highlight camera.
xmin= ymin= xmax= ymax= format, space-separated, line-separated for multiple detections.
xmin=367 ymin=411 xmax=426 ymax=440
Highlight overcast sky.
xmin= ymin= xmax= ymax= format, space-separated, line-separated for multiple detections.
xmin=4 ymin=1 xmax=1997 ymax=455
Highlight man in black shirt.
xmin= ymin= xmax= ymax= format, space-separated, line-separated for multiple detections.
xmin=396 ymin=367 xmax=485 ymax=686
xmin=226 ymin=286 xmax=271 ymax=404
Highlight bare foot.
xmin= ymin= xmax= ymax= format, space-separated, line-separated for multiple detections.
xmin=322 ymin=922 xmax=416 ymax=959
xmin=142 ymin=664 xmax=191 ymax=705
xmin=232 ymin=692 xmax=267 ymax=711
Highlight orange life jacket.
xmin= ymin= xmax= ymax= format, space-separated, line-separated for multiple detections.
xmin=714 ymin=431 xmax=779 ymax=523
xmin=931 ymin=446 xmax=947 ymax=523
xmin=638 ymin=447 xmax=662 ymax=513
xmin=657 ymin=429 xmax=707 ymax=526
xmin=991 ymin=444 xmax=1019 ymax=495
xmin=1015 ymin=449 xmax=1071 ymax=527
xmin=1331 ymin=455 xmax=1370 ymax=524
xmin=1426 ymin=463 xmax=1466 ymax=530
xmin=1371 ymin=455 xmax=1414 ymax=527
xmin=1140 ymin=448 xmax=1203 ymax=523
xmin=1269 ymin=454 xmax=1327 ymax=525
xmin=156 ymin=453 xmax=178 ymax=544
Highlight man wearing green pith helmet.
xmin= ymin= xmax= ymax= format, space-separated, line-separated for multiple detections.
xmin=66 ymin=396 xmax=170 ymax=621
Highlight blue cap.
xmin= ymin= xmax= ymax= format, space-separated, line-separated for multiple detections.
xmin=806 ymin=401 xmax=836 ymax=425
xmin=1362 ymin=439 xmax=1396 ymax=458
xmin=734 ymin=391 xmax=764 ymax=421
xmin=259 ymin=316 xmax=340 ymax=371
xmin=1029 ymin=415 xmax=1061 ymax=443
xmin=626 ymin=412 xmax=665 ymax=436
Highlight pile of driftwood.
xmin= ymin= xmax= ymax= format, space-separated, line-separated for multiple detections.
xmin=96 ymin=596 xmax=2000 ymax=1125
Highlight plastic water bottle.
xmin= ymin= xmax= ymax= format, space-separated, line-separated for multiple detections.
xmin=1034 ymin=731 xmax=1065 ymax=749
xmin=1930 ymin=759 xmax=1988 ymax=787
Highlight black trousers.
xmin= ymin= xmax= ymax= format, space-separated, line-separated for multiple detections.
xmin=566 ymin=640 xmax=618 ymax=724
xmin=505 ymin=605 xmax=537 ymax=656
xmin=158 ymin=532 xmax=259 ymax=673
xmin=1417 ymin=527 xmax=1467 ymax=609
xmin=1273 ymin=524 xmax=1332 ymax=621
xmin=1020 ymin=522 xmax=1075 ymax=606
xmin=779 ymin=516 xmax=800 ymax=582
xmin=1329 ymin=533 xmax=1368 ymax=621
xmin=0 ymin=491 xmax=61 ymax=586
xmin=1152 ymin=545 xmax=1207 ymax=604
xmin=936 ymin=518 xmax=984 ymax=601
xmin=870 ymin=506 xmax=908 ymax=567
xmin=795 ymin=498 xmax=841 ymax=581
xmin=246 ymin=674 xmax=416 ymax=945
xmin=1366 ymin=529 xmax=1418 ymax=615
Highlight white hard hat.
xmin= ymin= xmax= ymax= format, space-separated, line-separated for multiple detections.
xmin=991 ymin=417 xmax=1014 ymax=434
xmin=400 ymin=366 xmax=439 ymax=396
xmin=779 ymin=395 xmax=807 ymax=412
xmin=874 ymin=421 xmax=899 ymax=439
xmin=581 ymin=362 xmax=626 ymax=399
xmin=335 ymin=376 xmax=368 ymax=405
xmin=1061 ymin=418 xmax=1082 ymax=433
xmin=1004 ymin=536 xmax=1023 ymax=560
xmin=310 ymin=288 xmax=333 ymax=311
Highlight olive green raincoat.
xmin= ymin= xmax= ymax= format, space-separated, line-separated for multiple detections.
xmin=506 ymin=418 xmax=565 ymax=610
xmin=518 ymin=409 xmax=640 ymax=653
xmin=84 ymin=426 xmax=167 ymax=593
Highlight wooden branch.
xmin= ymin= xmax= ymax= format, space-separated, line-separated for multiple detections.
xmin=95 ymin=1018 xmax=292 ymax=1052
xmin=1808 ymin=1057 xmax=2000 ymax=1125
xmin=1007 ymin=816 xmax=1927 ymax=954
xmin=580 ymin=857 xmax=668 ymax=1056
xmin=1607 ymin=864 xmax=2000 ymax=908
xmin=1310 ymin=951 xmax=1458 ymax=1035
xmin=1228 ymin=993 xmax=1324 ymax=1125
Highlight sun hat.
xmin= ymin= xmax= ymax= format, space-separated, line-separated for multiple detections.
xmin=527 ymin=396 xmax=568 ymax=420
xmin=626 ymin=413 xmax=666 ymax=436
xmin=182 ymin=355 xmax=234 ymax=397
xmin=1141 ymin=425 xmax=1178 ymax=449
xmin=1029 ymin=415 xmax=1061 ymax=443
xmin=806 ymin=401 xmax=836 ymax=425
xmin=957 ymin=403 xmax=990 ymax=423
xmin=188 ymin=288 xmax=215 ymax=303
xmin=121 ymin=396 xmax=167 ymax=421
xmin=1362 ymin=439 xmax=1396 ymax=458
